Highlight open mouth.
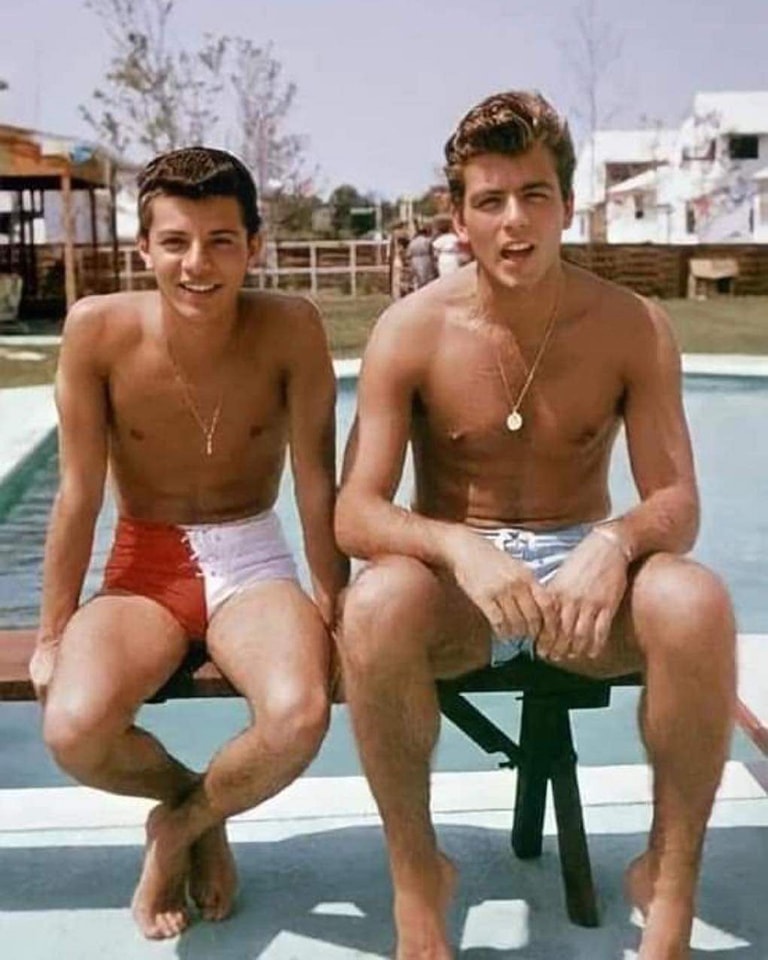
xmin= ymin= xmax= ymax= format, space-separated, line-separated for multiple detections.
xmin=500 ymin=242 xmax=535 ymax=261
xmin=178 ymin=282 xmax=221 ymax=295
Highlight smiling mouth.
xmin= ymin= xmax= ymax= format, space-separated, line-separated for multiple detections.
xmin=178 ymin=282 xmax=221 ymax=294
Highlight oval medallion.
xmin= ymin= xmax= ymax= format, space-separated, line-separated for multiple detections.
xmin=506 ymin=410 xmax=523 ymax=432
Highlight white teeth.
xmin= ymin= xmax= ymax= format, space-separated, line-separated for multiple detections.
xmin=180 ymin=283 xmax=217 ymax=293
xmin=506 ymin=243 xmax=532 ymax=251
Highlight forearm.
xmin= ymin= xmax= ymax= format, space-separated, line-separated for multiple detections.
xmin=599 ymin=484 xmax=699 ymax=562
xmin=335 ymin=489 xmax=466 ymax=572
xmin=38 ymin=493 xmax=100 ymax=638
xmin=296 ymin=481 xmax=350 ymax=623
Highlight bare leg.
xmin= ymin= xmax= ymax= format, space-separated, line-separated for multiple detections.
xmin=337 ymin=557 xmax=489 ymax=960
xmin=555 ymin=554 xmax=736 ymax=960
xmin=136 ymin=580 xmax=331 ymax=925
xmin=43 ymin=595 xmax=197 ymax=938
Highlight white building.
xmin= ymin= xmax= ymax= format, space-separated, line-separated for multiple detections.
xmin=566 ymin=91 xmax=768 ymax=244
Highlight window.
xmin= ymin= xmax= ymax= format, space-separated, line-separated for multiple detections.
xmin=729 ymin=135 xmax=759 ymax=160
xmin=634 ymin=195 xmax=645 ymax=220
xmin=686 ymin=203 xmax=696 ymax=234
xmin=682 ymin=139 xmax=715 ymax=162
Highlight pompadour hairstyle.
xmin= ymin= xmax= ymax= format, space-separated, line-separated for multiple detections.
xmin=444 ymin=91 xmax=576 ymax=206
xmin=136 ymin=146 xmax=261 ymax=237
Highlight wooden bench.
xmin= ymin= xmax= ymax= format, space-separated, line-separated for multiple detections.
xmin=0 ymin=626 xmax=645 ymax=927
xmin=5 ymin=631 xmax=766 ymax=926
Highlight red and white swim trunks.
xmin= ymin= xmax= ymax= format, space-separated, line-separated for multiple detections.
xmin=103 ymin=510 xmax=298 ymax=638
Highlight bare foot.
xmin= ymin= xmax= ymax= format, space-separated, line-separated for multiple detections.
xmin=131 ymin=805 xmax=191 ymax=939
xmin=189 ymin=823 xmax=238 ymax=922
xmin=393 ymin=852 xmax=458 ymax=960
xmin=624 ymin=852 xmax=695 ymax=960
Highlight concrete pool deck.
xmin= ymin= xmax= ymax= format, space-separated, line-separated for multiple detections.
xmin=1 ymin=356 xmax=768 ymax=957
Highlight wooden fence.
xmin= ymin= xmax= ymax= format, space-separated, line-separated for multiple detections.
xmin=86 ymin=238 xmax=391 ymax=298
xmin=6 ymin=239 xmax=768 ymax=321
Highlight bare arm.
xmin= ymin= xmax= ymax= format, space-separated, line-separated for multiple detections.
xmin=336 ymin=304 xmax=556 ymax=640
xmin=287 ymin=301 xmax=349 ymax=625
xmin=32 ymin=299 xmax=109 ymax=697
xmin=599 ymin=298 xmax=699 ymax=560
xmin=544 ymin=299 xmax=699 ymax=660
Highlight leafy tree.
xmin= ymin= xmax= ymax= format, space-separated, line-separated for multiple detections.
xmin=81 ymin=0 xmax=227 ymax=156
xmin=328 ymin=184 xmax=373 ymax=237
xmin=80 ymin=0 xmax=306 ymax=209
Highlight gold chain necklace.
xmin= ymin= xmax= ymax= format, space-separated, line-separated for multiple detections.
xmin=165 ymin=339 xmax=226 ymax=456
xmin=489 ymin=279 xmax=563 ymax=432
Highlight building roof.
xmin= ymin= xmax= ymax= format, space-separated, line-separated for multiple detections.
xmin=0 ymin=123 xmax=125 ymax=190
xmin=689 ymin=91 xmax=768 ymax=135
xmin=572 ymin=128 xmax=678 ymax=208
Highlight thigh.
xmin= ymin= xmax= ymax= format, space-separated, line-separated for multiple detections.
xmin=47 ymin=593 xmax=189 ymax=721
xmin=347 ymin=556 xmax=493 ymax=679
xmin=206 ymin=579 xmax=331 ymax=710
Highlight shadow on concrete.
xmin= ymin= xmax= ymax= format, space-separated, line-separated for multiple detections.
xmin=0 ymin=822 xmax=766 ymax=958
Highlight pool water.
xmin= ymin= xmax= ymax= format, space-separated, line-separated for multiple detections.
xmin=1 ymin=374 xmax=765 ymax=785
xmin=2 ymin=374 xmax=766 ymax=632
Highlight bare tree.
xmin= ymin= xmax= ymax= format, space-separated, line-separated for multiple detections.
xmin=228 ymin=38 xmax=305 ymax=198
xmin=80 ymin=0 xmax=227 ymax=156
xmin=558 ymin=0 xmax=625 ymax=234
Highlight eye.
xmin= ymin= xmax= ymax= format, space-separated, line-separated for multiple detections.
xmin=160 ymin=237 xmax=185 ymax=251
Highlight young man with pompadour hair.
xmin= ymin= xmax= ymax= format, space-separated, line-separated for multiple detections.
xmin=32 ymin=146 xmax=348 ymax=940
xmin=335 ymin=91 xmax=735 ymax=960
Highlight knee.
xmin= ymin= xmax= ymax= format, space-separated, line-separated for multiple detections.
xmin=632 ymin=554 xmax=736 ymax=662
xmin=42 ymin=694 xmax=119 ymax=774
xmin=258 ymin=685 xmax=330 ymax=760
xmin=337 ymin=557 xmax=437 ymax=668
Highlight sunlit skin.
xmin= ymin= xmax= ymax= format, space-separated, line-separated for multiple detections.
xmin=33 ymin=191 xmax=347 ymax=941
xmin=335 ymin=141 xmax=735 ymax=960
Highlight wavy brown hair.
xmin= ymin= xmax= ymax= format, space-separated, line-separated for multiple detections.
xmin=444 ymin=91 xmax=575 ymax=207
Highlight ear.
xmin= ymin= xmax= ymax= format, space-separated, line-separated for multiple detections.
xmin=137 ymin=234 xmax=152 ymax=269
xmin=562 ymin=191 xmax=574 ymax=230
xmin=247 ymin=234 xmax=263 ymax=268
xmin=452 ymin=205 xmax=468 ymax=244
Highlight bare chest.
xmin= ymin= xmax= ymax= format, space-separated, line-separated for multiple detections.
xmin=107 ymin=356 xmax=287 ymax=467
xmin=418 ymin=340 xmax=623 ymax=464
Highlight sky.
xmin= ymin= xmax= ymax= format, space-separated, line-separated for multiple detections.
xmin=0 ymin=0 xmax=766 ymax=200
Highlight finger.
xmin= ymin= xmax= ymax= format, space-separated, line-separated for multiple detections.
xmin=590 ymin=608 xmax=613 ymax=659
xmin=510 ymin=585 xmax=544 ymax=638
xmin=549 ymin=600 xmax=578 ymax=661
xmin=570 ymin=605 xmax=598 ymax=659
xmin=532 ymin=584 xmax=559 ymax=642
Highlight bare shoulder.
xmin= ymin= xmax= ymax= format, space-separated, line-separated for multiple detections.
xmin=363 ymin=271 xmax=463 ymax=378
xmin=569 ymin=264 xmax=679 ymax=364
xmin=239 ymin=289 xmax=327 ymax=354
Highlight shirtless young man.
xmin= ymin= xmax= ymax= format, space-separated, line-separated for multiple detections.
xmin=335 ymin=92 xmax=736 ymax=960
xmin=30 ymin=147 xmax=348 ymax=939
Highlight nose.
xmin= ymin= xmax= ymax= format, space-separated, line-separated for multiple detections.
xmin=502 ymin=195 xmax=530 ymax=230
xmin=181 ymin=241 xmax=210 ymax=275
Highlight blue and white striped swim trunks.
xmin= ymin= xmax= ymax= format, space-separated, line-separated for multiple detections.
xmin=474 ymin=523 xmax=593 ymax=666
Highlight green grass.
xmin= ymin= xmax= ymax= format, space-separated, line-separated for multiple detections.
xmin=1 ymin=294 xmax=766 ymax=388
xmin=658 ymin=297 xmax=768 ymax=354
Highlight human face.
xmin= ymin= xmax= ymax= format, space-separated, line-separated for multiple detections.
xmin=454 ymin=144 xmax=573 ymax=292
xmin=138 ymin=194 xmax=260 ymax=322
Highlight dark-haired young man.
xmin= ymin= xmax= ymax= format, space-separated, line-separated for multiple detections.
xmin=335 ymin=92 xmax=735 ymax=960
xmin=31 ymin=147 xmax=348 ymax=939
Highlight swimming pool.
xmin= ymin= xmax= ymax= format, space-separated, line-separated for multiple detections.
xmin=1 ymin=374 xmax=766 ymax=632
xmin=1 ymin=373 xmax=765 ymax=782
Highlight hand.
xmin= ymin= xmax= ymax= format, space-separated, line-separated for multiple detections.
xmin=539 ymin=529 xmax=629 ymax=662
xmin=29 ymin=632 xmax=62 ymax=704
xmin=445 ymin=528 xmax=558 ymax=641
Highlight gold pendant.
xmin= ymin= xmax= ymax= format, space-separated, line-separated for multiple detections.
xmin=506 ymin=410 xmax=523 ymax=432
